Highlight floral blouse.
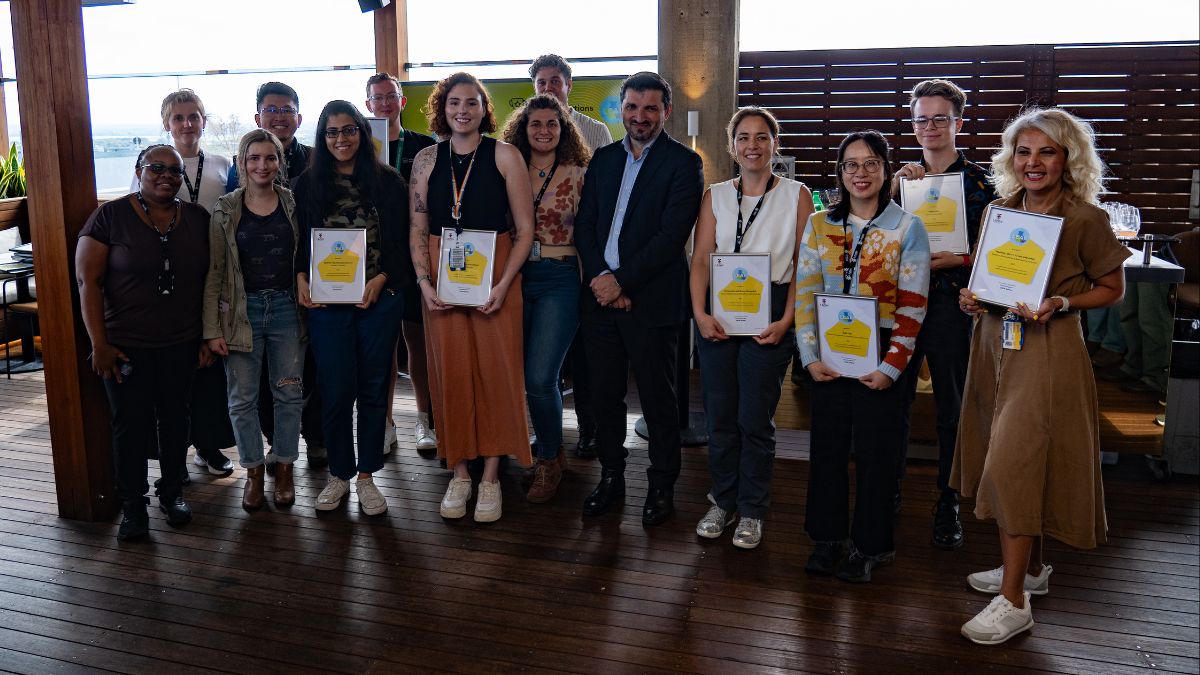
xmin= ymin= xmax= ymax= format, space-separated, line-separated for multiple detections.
xmin=534 ymin=164 xmax=586 ymax=246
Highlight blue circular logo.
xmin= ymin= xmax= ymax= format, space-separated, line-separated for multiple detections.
xmin=332 ymin=241 xmax=346 ymax=254
xmin=463 ymin=242 xmax=475 ymax=255
xmin=838 ymin=309 xmax=854 ymax=324
xmin=600 ymin=96 xmax=621 ymax=124
xmin=733 ymin=267 xmax=748 ymax=282
xmin=1009 ymin=228 xmax=1030 ymax=246
xmin=925 ymin=186 xmax=940 ymax=202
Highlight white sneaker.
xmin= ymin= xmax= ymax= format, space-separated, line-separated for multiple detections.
xmin=315 ymin=477 xmax=350 ymax=511
xmin=961 ymin=592 xmax=1034 ymax=645
xmin=695 ymin=504 xmax=735 ymax=539
xmin=414 ymin=413 xmax=437 ymax=451
xmin=440 ymin=477 xmax=473 ymax=519
xmin=355 ymin=476 xmax=388 ymax=515
xmin=474 ymin=479 xmax=502 ymax=523
xmin=384 ymin=423 xmax=397 ymax=455
xmin=732 ymin=517 xmax=763 ymax=549
xmin=968 ymin=564 xmax=1053 ymax=596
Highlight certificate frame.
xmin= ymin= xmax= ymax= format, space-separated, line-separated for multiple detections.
xmin=366 ymin=117 xmax=388 ymax=164
xmin=967 ymin=205 xmax=1064 ymax=310
xmin=436 ymin=228 xmax=497 ymax=307
xmin=814 ymin=293 xmax=881 ymax=379
xmin=309 ymin=227 xmax=367 ymax=304
xmin=899 ymin=172 xmax=970 ymax=254
xmin=709 ymin=252 xmax=772 ymax=336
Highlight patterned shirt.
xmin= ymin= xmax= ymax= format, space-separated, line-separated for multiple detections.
xmin=324 ymin=174 xmax=381 ymax=279
xmin=235 ymin=201 xmax=294 ymax=292
xmin=534 ymin=164 xmax=586 ymax=245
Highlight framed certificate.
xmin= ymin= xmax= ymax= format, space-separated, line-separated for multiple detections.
xmin=814 ymin=293 xmax=881 ymax=379
xmin=436 ymin=228 xmax=497 ymax=307
xmin=366 ymin=117 xmax=388 ymax=164
xmin=710 ymin=252 xmax=771 ymax=336
xmin=967 ymin=205 xmax=1063 ymax=310
xmin=900 ymin=173 xmax=970 ymax=254
xmin=309 ymin=228 xmax=367 ymax=304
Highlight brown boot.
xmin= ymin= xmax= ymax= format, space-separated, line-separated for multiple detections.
xmin=526 ymin=458 xmax=562 ymax=504
xmin=274 ymin=461 xmax=295 ymax=506
xmin=242 ymin=465 xmax=265 ymax=511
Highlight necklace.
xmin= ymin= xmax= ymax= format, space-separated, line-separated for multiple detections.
xmin=531 ymin=161 xmax=554 ymax=178
xmin=1021 ymin=193 xmax=1053 ymax=215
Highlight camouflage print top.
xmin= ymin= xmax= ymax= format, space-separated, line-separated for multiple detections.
xmin=324 ymin=174 xmax=382 ymax=280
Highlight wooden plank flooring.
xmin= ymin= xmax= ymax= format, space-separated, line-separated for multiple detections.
xmin=0 ymin=371 xmax=1196 ymax=674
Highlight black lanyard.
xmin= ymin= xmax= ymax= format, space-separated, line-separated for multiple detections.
xmin=841 ymin=220 xmax=875 ymax=294
xmin=181 ymin=150 xmax=205 ymax=204
xmin=135 ymin=192 xmax=180 ymax=295
xmin=734 ymin=174 xmax=776 ymax=253
xmin=532 ymin=159 xmax=560 ymax=230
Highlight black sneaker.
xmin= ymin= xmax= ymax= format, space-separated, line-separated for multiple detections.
xmin=804 ymin=540 xmax=846 ymax=576
xmin=159 ymin=494 xmax=193 ymax=527
xmin=932 ymin=492 xmax=964 ymax=550
xmin=117 ymin=497 xmax=150 ymax=541
xmin=836 ymin=546 xmax=895 ymax=583
xmin=193 ymin=448 xmax=234 ymax=477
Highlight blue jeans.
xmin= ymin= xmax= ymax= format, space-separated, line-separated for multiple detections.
xmin=224 ymin=290 xmax=305 ymax=467
xmin=522 ymin=258 xmax=580 ymax=460
xmin=307 ymin=288 xmax=403 ymax=480
xmin=1087 ymin=306 xmax=1126 ymax=353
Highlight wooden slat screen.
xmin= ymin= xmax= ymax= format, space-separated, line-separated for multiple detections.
xmin=739 ymin=41 xmax=1200 ymax=234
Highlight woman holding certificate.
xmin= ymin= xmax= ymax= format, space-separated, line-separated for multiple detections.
xmin=689 ymin=107 xmax=813 ymax=548
xmin=294 ymin=100 xmax=411 ymax=516
xmin=409 ymin=73 xmax=535 ymax=523
xmin=954 ymin=108 xmax=1128 ymax=645
xmin=794 ymin=131 xmax=930 ymax=582
xmin=500 ymin=95 xmax=590 ymax=504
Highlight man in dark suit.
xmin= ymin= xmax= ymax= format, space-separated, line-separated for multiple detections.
xmin=574 ymin=72 xmax=704 ymax=525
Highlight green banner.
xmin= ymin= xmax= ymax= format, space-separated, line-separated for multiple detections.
xmin=398 ymin=76 xmax=626 ymax=141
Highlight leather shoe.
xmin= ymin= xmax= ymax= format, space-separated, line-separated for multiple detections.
xmin=242 ymin=465 xmax=265 ymax=511
xmin=641 ymin=487 xmax=674 ymax=526
xmin=574 ymin=422 xmax=598 ymax=460
xmin=117 ymin=497 xmax=150 ymax=541
xmin=274 ymin=461 xmax=295 ymax=506
xmin=159 ymin=494 xmax=193 ymax=527
xmin=582 ymin=470 xmax=624 ymax=516
xmin=932 ymin=492 xmax=964 ymax=550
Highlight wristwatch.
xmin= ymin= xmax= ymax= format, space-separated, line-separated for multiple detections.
xmin=1052 ymin=295 xmax=1070 ymax=312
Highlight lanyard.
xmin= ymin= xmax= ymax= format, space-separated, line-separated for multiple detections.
xmin=135 ymin=192 xmax=180 ymax=294
xmin=392 ymin=132 xmax=405 ymax=174
xmin=841 ymin=221 xmax=875 ymax=294
xmin=532 ymin=159 xmax=560 ymax=232
xmin=448 ymin=142 xmax=478 ymax=234
xmin=734 ymin=174 xmax=776 ymax=253
xmin=181 ymin=150 xmax=204 ymax=204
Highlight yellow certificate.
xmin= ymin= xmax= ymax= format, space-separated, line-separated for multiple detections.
xmin=309 ymin=228 xmax=366 ymax=304
xmin=967 ymin=206 xmax=1063 ymax=310
xmin=900 ymin=173 xmax=970 ymax=253
xmin=436 ymin=228 xmax=497 ymax=307
xmin=815 ymin=293 xmax=881 ymax=378
xmin=710 ymin=253 xmax=771 ymax=336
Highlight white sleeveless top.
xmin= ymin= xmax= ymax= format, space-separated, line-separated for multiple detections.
xmin=709 ymin=176 xmax=804 ymax=283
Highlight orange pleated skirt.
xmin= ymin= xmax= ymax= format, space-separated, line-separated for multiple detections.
xmin=424 ymin=233 xmax=531 ymax=468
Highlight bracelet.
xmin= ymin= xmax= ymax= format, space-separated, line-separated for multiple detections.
xmin=416 ymin=275 xmax=432 ymax=285
xmin=961 ymin=254 xmax=972 ymax=266
xmin=1052 ymin=295 xmax=1070 ymax=312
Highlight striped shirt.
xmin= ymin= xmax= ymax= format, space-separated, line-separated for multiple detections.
xmin=571 ymin=108 xmax=614 ymax=153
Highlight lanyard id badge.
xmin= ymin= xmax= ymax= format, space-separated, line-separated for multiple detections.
xmin=1001 ymin=310 xmax=1024 ymax=350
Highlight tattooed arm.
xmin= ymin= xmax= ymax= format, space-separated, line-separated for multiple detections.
xmin=409 ymin=144 xmax=446 ymax=310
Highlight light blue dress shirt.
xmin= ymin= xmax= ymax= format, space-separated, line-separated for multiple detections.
xmin=603 ymin=134 xmax=658 ymax=271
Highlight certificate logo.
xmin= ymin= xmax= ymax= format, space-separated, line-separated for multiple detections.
xmin=463 ymin=242 xmax=476 ymax=255
xmin=838 ymin=309 xmax=855 ymax=324
xmin=332 ymin=241 xmax=347 ymax=255
xmin=733 ymin=267 xmax=749 ymax=282
xmin=925 ymin=186 xmax=941 ymax=202
xmin=1009 ymin=228 xmax=1030 ymax=246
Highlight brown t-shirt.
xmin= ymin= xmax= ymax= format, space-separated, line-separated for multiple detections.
xmin=79 ymin=196 xmax=210 ymax=348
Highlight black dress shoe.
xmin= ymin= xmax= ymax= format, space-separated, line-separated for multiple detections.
xmin=582 ymin=470 xmax=625 ymax=516
xmin=574 ymin=423 xmax=598 ymax=460
xmin=117 ymin=497 xmax=150 ymax=541
xmin=804 ymin=540 xmax=846 ymax=575
xmin=641 ymin=487 xmax=674 ymax=526
xmin=836 ymin=547 xmax=895 ymax=583
xmin=158 ymin=494 xmax=193 ymax=527
xmin=932 ymin=493 xmax=964 ymax=550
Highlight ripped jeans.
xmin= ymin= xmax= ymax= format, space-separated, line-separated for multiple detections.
xmin=224 ymin=290 xmax=305 ymax=467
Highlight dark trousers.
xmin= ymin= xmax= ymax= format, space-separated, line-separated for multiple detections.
xmin=899 ymin=290 xmax=972 ymax=494
xmin=102 ymin=341 xmax=197 ymax=501
xmin=568 ymin=332 xmax=594 ymax=427
xmin=258 ymin=345 xmax=324 ymax=449
xmin=806 ymin=370 xmax=910 ymax=556
xmin=190 ymin=360 xmax=235 ymax=455
xmin=583 ymin=307 xmax=681 ymax=490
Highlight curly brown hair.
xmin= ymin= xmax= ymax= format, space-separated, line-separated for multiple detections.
xmin=425 ymin=72 xmax=497 ymax=138
xmin=500 ymin=95 xmax=591 ymax=168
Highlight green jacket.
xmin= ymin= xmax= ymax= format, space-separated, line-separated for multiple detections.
xmin=202 ymin=185 xmax=305 ymax=351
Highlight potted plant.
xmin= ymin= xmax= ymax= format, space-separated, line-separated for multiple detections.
xmin=0 ymin=143 xmax=27 ymax=227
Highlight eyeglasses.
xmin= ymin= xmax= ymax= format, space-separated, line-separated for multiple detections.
xmin=911 ymin=115 xmax=958 ymax=129
xmin=260 ymin=105 xmax=298 ymax=116
xmin=839 ymin=159 xmax=884 ymax=174
xmin=324 ymin=125 xmax=360 ymax=139
xmin=367 ymin=93 xmax=401 ymax=103
xmin=140 ymin=162 xmax=185 ymax=177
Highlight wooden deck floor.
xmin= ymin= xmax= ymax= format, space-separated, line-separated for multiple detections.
xmin=0 ymin=370 xmax=1196 ymax=674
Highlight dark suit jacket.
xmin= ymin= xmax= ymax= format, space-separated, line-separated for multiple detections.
xmin=575 ymin=132 xmax=704 ymax=328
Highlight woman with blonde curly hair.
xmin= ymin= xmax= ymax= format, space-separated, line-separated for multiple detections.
xmin=499 ymin=94 xmax=590 ymax=503
xmin=954 ymin=107 xmax=1128 ymax=645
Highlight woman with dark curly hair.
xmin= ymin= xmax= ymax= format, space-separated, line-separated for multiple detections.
xmin=499 ymin=94 xmax=591 ymax=503
xmin=409 ymin=73 xmax=535 ymax=522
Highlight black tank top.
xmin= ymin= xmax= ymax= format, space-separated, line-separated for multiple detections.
xmin=428 ymin=135 xmax=511 ymax=234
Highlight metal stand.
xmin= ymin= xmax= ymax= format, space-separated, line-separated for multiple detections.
xmin=635 ymin=319 xmax=708 ymax=447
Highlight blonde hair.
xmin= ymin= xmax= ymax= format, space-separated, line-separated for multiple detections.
xmin=990 ymin=107 xmax=1106 ymax=204
xmin=160 ymin=88 xmax=207 ymax=127
xmin=235 ymin=129 xmax=285 ymax=188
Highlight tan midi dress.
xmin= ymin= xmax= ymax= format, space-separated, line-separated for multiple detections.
xmin=951 ymin=192 xmax=1130 ymax=549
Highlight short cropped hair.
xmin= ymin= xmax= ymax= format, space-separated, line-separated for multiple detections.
xmin=620 ymin=71 xmax=672 ymax=109
xmin=425 ymin=72 xmax=497 ymax=138
xmin=529 ymin=54 xmax=572 ymax=81
xmin=256 ymin=82 xmax=299 ymax=111
xmin=366 ymin=72 xmax=403 ymax=96
xmin=990 ymin=107 xmax=1106 ymax=204
xmin=235 ymin=129 xmax=285 ymax=188
xmin=909 ymin=79 xmax=967 ymax=118
xmin=726 ymin=106 xmax=780 ymax=159
xmin=160 ymin=89 xmax=206 ymax=127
